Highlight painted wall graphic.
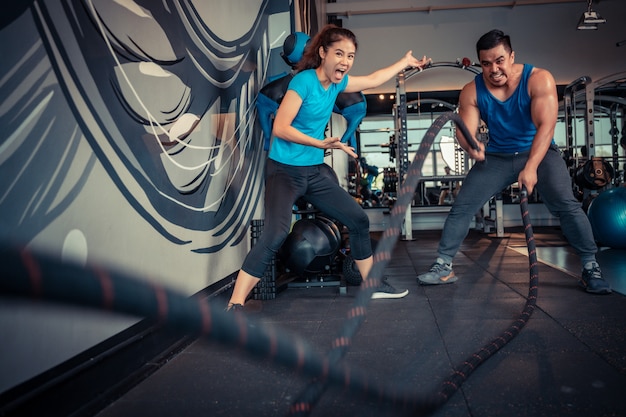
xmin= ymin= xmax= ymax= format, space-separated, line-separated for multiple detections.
xmin=0 ymin=1 xmax=299 ymax=393
xmin=0 ymin=0 xmax=288 ymax=293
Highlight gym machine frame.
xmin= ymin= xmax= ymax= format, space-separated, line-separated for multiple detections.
xmin=564 ymin=71 xmax=626 ymax=179
xmin=394 ymin=61 xmax=481 ymax=239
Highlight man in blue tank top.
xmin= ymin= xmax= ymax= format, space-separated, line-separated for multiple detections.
xmin=417 ymin=29 xmax=611 ymax=294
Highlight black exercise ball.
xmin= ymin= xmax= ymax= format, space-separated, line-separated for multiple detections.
xmin=278 ymin=217 xmax=340 ymax=275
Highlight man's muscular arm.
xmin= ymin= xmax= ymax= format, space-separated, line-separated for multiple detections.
xmin=518 ymin=68 xmax=558 ymax=194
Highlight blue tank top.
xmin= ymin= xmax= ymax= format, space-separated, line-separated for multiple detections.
xmin=268 ymin=69 xmax=348 ymax=166
xmin=475 ymin=64 xmax=544 ymax=153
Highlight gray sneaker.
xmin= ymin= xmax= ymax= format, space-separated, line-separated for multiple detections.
xmin=371 ymin=277 xmax=409 ymax=299
xmin=579 ymin=262 xmax=612 ymax=294
xmin=417 ymin=259 xmax=457 ymax=285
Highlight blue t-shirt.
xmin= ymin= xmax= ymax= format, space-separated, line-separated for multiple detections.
xmin=476 ymin=64 xmax=552 ymax=153
xmin=268 ymin=69 xmax=348 ymax=166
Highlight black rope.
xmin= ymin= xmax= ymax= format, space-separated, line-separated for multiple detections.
xmin=287 ymin=112 xmax=538 ymax=416
xmin=0 ymin=112 xmax=539 ymax=417
xmin=437 ymin=188 xmax=538 ymax=402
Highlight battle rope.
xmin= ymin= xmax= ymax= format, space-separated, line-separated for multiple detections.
xmin=287 ymin=112 xmax=538 ymax=415
xmin=436 ymin=187 xmax=538 ymax=402
xmin=0 ymin=112 xmax=539 ymax=417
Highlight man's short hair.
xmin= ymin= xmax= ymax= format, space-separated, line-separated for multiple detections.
xmin=476 ymin=29 xmax=512 ymax=56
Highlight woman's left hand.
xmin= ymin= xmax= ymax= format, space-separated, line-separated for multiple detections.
xmin=405 ymin=51 xmax=432 ymax=70
xmin=337 ymin=142 xmax=358 ymax=158
xmin=323 ymin=137 xmax=358 ymax=158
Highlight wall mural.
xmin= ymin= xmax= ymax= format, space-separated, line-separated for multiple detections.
xmin=0 ymin=0 xmax=283 ymax=290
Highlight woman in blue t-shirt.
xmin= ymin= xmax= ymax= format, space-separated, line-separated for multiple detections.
xmin=227 ymin=25 xmax=430 ymax=310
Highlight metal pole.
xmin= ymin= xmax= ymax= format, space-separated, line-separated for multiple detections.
xmin=396 ymin=71 xmax=414 ymax=240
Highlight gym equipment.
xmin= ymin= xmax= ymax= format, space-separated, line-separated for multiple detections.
xmin=587 ymin=187 xmax=626 ymax=249
xmin=394 ymin=60 xmax=481 ymax=239
xmin=563 ymin=71 xmax=626 ymax=182
xmin=278 ymin=216 xmax=341 ymax=277
xmin=281 ymin=32 xmax=310 ymax=67
xmin=333 ymin=91 xmax=367 ymax=148
xmin=574 ymin=157 xmax=614 ymax=190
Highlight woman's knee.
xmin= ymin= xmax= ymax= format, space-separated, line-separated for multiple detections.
xmin=355 ymin=210 xmax=370 ymax=229
xmin=349 ymin=231 xmax=373 ymax=260
xmin=340 ymin=208 xmax=369 ymax=231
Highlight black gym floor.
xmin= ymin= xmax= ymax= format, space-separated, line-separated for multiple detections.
xmin=95 ymin=227 xmax=626 ymax=417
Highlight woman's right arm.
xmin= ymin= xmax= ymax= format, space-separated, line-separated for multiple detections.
xmin=272 ymin=90 xmax=356 ymax=157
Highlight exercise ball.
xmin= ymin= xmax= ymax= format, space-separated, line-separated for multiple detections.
xmin=587 ymin=187 xmax=626 ymax=249
xmin=278 ymin=217 xmax=341 ymax=275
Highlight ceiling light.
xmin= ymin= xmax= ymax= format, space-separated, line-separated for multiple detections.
xmin=577 ymin=0 xmax=606 ymax=30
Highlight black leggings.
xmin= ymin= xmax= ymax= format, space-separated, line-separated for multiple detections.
xmin=241 ymin=159 xmax=372 ymax=278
